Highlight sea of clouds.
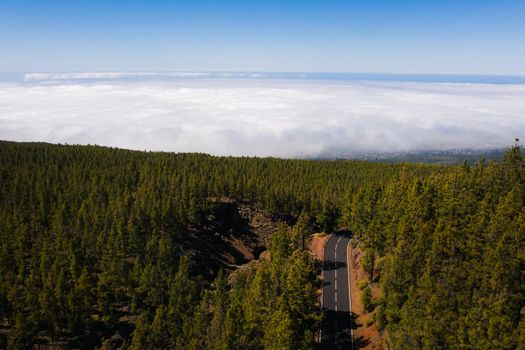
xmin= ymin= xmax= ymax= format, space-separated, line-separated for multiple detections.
xmin=1 ymin=73 xmax=524 ymax=157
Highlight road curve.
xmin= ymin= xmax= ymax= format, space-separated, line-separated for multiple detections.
xmin=321 ymin=233 xmax=353 ymax=349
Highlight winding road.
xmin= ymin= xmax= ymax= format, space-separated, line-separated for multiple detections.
xmin=321 ymin=233 xmax=354 ymax=349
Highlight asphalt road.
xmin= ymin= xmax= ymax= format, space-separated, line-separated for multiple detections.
xmin=321 ymin=233 xmax=354 ymax=349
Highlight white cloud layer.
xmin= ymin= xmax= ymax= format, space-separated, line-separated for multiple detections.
xmin=1 ymin=78 xmax=524 ymax=157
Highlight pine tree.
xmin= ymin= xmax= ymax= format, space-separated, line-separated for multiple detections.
xmin=291 ymin=210 xmax=311 ymax=250
xmin=7 ymin=313 xmax=33 ymax=350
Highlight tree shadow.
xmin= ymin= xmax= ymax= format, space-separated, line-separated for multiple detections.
xmin=322 ymin=260 xmax=347 ymax=271
xmin=334 ymin=228 xmax=352 ymax=238
xmin=322 ymin=280 xmax=332 ymax=287
xmin=318 ymin=310 xmax=369 ymax=350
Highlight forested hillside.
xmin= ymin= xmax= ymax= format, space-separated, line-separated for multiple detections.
xmin=0 ymin=141 xmax=432 ymax=349
xmin=345 ymin=144 xmax=525 ymax=349
xmin=1 ymin=140 xmax=524 ymax=349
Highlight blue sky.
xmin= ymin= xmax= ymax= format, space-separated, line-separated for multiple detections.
xmin=1 ymin=0 xmax=524 ymax=74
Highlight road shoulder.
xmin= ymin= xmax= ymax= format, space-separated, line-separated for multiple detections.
xmin=348 ymin=244 xmax=387 ymax=349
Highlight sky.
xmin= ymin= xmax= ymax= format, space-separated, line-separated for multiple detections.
xmin=1 ymin=0 xmax=524 ymax=74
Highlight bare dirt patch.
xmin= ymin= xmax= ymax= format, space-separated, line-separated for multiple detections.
xmin=309 ymin=233 xmax=329 ymax=261
xmin=196 ymin=198 xmax=280 ymax=272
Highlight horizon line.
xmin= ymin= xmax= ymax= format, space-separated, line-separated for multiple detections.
xmin=2 ymin=70 xmax=523 ymax=77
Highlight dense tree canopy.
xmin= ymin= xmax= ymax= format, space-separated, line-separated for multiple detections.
xmin=344 ymin=145 xmax=525 ymax=349
xmin=0 ymin=140 xmax=523 ymax=349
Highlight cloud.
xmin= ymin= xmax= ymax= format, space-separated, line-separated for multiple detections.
xmin=1 ymin=78 xmax=524 ymax=157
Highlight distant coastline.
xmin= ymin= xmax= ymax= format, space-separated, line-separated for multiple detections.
xmin=1 ymin=71 xmax=525 ymax=85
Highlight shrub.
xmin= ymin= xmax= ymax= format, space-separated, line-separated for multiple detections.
xmin=362 ymin=285 xmax=373 ymax=312
xmin=358 ymin=280 xmax=368 ymax=290
xmin=375 ymin=304 xmax=386 ymax=330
